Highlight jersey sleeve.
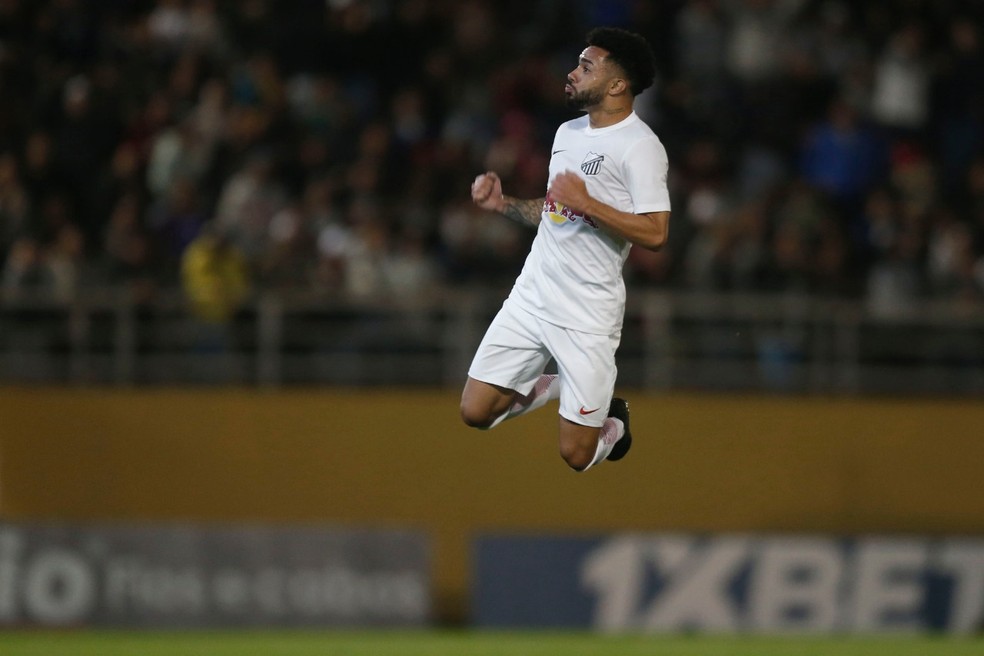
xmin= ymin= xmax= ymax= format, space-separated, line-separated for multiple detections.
xmin=623 ymin=136 xmax=671 ymax=214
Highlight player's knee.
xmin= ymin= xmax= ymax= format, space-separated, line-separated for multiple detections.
xmin=460 ymin=403 xmax=494 ymax=430
xmin=559 ymin=441 xmax=593 ymax=472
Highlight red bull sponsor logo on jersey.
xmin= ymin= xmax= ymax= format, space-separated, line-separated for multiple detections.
xmin=543 ymin=192 xmax=599 ymax=229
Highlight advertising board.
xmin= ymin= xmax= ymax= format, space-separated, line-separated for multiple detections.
xmin=474 ymin=534 xmax=984 ymax=633
xmin=0 ymin=521 xmax=430 ymax=628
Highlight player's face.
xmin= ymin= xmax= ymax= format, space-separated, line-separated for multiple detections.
xmin=565 ymin=46 xmax=612 ymax=111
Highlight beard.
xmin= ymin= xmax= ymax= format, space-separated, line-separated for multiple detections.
xmin=565 ymin=85 xmax=605 ymax=111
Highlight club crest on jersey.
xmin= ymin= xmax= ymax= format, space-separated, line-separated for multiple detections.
xmin=580 ymin=152 xmax=604 ymax=176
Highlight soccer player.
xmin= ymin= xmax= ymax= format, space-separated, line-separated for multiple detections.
xmin=460 ymin=27 xmax=671 ymax=471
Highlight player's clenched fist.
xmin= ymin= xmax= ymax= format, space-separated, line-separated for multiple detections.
xmin=548 ymin=170 xmax=591 ymax=213
xmin=471 ymin=171 xmax=504 ymax=212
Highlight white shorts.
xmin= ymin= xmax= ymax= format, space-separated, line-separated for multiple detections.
xmin=468 ymin=298 xmax=621 ymax=428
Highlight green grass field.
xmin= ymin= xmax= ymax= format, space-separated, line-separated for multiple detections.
xmin=1 ymin=631 xmax=982 ymax=656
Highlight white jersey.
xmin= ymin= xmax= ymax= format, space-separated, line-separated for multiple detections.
xmin=507 ymin=111 xmax=671 ymax=335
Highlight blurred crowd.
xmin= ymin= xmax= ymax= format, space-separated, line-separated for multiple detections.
xmin=1 ymin=0 xmax=983 ymax=317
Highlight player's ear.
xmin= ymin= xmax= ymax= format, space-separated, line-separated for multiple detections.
xmin=609 ymin=77 xmax=628 ymax=96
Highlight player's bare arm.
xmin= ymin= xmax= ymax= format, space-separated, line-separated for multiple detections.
xmin=471 ymin=171 xmax=543 ymax=226
xmin=549 ymin=170 xmax=669 ymax=251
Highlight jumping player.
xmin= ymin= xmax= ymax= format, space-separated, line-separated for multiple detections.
xmin=460 ymin=27 xmax=671 ymax=471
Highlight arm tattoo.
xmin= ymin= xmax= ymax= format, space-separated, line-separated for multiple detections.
xmin=501 ymin=197 xmax=544 ymax=227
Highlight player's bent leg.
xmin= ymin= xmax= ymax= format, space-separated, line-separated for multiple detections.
xmin=460 ymin=377 xmax=517 ymax=429
xmin=558 ymin=398 xmax=632 ymax=471
xmin=557 ymin=417 xmax=603 ymax=471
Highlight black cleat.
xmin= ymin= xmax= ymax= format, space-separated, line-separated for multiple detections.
xmin=605 ymin=397 xmax=632 ymax=461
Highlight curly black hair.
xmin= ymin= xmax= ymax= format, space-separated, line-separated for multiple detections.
xmin=585 ymin=27 xmax=656 ymax=96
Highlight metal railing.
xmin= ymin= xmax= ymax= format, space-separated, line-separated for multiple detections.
xmin=1 ymin=287 xmax=982 ymax=395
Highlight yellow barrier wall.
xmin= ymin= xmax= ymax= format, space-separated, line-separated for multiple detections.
xmin=2 ymin=389 xmax=983 ymax=622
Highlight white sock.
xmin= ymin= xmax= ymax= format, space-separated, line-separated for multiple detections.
xmin=581 ymin=417 xmax=625 ymax=471
xmin=487 ymin=374 xmax=559 ymax=429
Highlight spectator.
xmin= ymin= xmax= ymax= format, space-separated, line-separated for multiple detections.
xmin=870 ymin=24 xmax=931 ymax=136
xmin=103 ymin=192 xmax=158 ymax=300
xmin=20 ymin=132 xmax=66 ymax=213
xmin=799 ymin=97 xmax=887 ymax=213
xmin=148 ymin=175 xmax=209 ymax=271
xmin=146 ymin=117 xmax=214 ymax=199
xmin=866 ymin=220 xmax=926 ymax=317
xmin=933 ymin=16 xmax=984 ymax=192
xmin=724 ymin=0 xmax=808 ymax=84
xmin=45 ymin=222 xmax=87 ymax=301
xmin=0 ymin=152 xmax=30 ymax=257
xmin=180 ymin=221 xmax=249 ymax=334
xmin=2 ymin=237 xmax=53 ymax=300
xmin=51 ymin=74 xmax=120 ymax=243
xmin=213 ymin=151 xmax=286 ymax=264
xmin=927 ymin=206 xmax=982 ymax=300
xmin=261 ymin=201 xmax=316 ymax=288
xmin=0 ymin=0 xmax=981 ymax=307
